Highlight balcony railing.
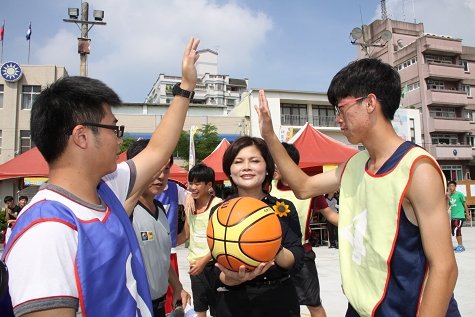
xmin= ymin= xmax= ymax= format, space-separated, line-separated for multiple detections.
xmin=427 ymin=144 xmax=473 ymax=160
xmin=281 ymin=115 xmax=308 ymax=126
xmin=427 ymin=115 xmax=471 ymax=133
xmin=426 ymin=89 xmax=468 ymax=105
xmin=281 ymin=115 xmax=338 ymax=127
xmin=312 ymin=116 xmax=337 ymax=127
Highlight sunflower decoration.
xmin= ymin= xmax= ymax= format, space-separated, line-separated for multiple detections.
xmin=273 ymin=201 xmax=290 ymax=217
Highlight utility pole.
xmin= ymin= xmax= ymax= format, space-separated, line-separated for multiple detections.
xmin=63 ymin=2 xmax=106 ymax=76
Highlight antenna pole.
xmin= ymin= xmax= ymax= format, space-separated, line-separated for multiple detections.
xmin=381 ymin=0 xmax=388 ymax=20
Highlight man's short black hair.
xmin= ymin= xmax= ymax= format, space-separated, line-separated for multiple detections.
xmin=31 ymin=76 xmax=122 ymax=163
xmin=3 ymin=196 xmax=14 ymax=204
xmin=327 ymin=58 xmax=401 ymax=120
xmin=448 ymin=180 xmax=457 ymax=186
xmin=18 ymin=196 xmax=28 ymax=202
xmin=188 ymin=164 xmax=215 ymax=185
xmin=126 ymin=139 xmax=173 ymax=166
xmin=281 ymin=142 xmax=300 ymax=165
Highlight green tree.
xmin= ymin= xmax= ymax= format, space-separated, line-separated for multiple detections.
xmin=195 ymin=124 xmax=220 ymax=161
xmin=120 ymin=137 xmax=137 ymax=153
xmin=174 ymin=124 xmax=221 ymax=163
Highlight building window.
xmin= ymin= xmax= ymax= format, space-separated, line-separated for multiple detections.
xmin=425 ymin=55 xmax=452 ymax=64
xmin=0 ymin=84 xmax=3 ymax=108
xmin=0 ymin=130 xmax=2 ymax=154
xmin=312 ymin=105 xmax=336 ymax=127
xmin=165 ymin=84 xmax=173 ymax=95
xmin=459 ymin=60 xmax=469 ymax=72
xmin=396 ymin=56 xmax=417 ymax=71
xmin=441 ymin=165 xmax=463 ymax=181
xmin=21 ymin=85 xmax=41 ymax=110
xmin=227 ymin=99 xmax=235 ymax=107
xmin=429 ymin=107 xmax=456 ymax=118
xmin=463 ymin=109 xmax=473 ymax=121
xmin=20 ymin=130 xmax=34 ymax=154
xmin=467 ymin=135 xmax=475 ymax=148
xmin=427 ymin=79 xmax=445 ymax=90
xmin=431 ymin=133 xmax=458 ymax=145
xmin=281 ymin=104 xmax=308 ymax=126
xmin=409 ymin=118 xmax=415 ymax=143
xmin=462 ymin=84 xmax=472 ymax=97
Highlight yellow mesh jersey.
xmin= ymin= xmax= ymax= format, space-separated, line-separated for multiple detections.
xmin=187 ymin=196 xmax=222 ymax=263
xmin=339 ymin=146 xmax=440 ymax=316
xmin=270 ymin=180 xmax=312 ymax=244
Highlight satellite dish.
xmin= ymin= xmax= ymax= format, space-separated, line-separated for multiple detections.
xmin=381 ymin=30 xmax=393 ymax=42
xmin=351 ymin=27 xmax=363 ymax=40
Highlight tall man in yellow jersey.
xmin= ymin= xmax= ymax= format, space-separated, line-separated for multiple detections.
xmin=256 ymin=58 xmax=460 ymax=317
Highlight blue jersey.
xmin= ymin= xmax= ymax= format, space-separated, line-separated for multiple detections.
xmin=2 ymin=181 xmax=153 ymax=317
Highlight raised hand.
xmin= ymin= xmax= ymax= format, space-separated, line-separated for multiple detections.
xmin=181 ymin=37 xmax=200 ymax=91
xmin=254 ymin=90 xmax=275 ymax=139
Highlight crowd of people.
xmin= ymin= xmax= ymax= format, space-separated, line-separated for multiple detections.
xmin=0 ymin=37 xmax=468 ymax=317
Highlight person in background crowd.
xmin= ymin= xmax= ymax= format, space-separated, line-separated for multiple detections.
xmin=126 ymin=140 xmax=191 ymax=317
xmin=270 ymin=142 xmax=330 ymax=317
xmin=447 ymin=180 xmax=471 ymax=253
xmin=18 ymin=196 xmax=28 ymax=211
xmin=325 ymin=192 xmax=339 ymax=249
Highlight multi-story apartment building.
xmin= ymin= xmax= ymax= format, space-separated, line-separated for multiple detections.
xmin=358 ymin=19 xmax=475 ymax=181
xmin=145 ymin=49 xmax=248 ymax=112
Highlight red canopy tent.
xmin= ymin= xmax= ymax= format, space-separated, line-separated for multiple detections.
xmin=0 ymin=147 xmax=49 ymax=180
xmin=0 ymin=147 xmax=188 ymax=184
xmin=289 ymin=122 xmax=358 ymax=173
xmin=201 ymin=138 xmax=230 ymax=182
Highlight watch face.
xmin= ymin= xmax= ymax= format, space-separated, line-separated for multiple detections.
xmin=1 ymin=61 xmax=23 ymax=82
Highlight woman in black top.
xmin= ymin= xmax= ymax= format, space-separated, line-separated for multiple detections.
xmin=211 ymin=136 xmax=304 ymax=317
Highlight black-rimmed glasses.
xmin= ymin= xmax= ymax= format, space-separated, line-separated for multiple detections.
xmin=81 ymin=122 xmax=125 ymax=138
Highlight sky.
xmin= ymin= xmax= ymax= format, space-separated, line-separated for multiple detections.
xmin=1 ymin=0 xmax=474 ymax=103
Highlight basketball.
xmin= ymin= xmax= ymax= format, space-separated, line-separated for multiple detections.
xmin=207 ymin=197 xmax=282 ymax=271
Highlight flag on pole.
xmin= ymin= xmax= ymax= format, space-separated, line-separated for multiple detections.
xmin=189 ymin=126 xmax=198 ymax=171
xmin=0 ymin=22 xmax=4 ymax=41
xmin=26 ymin=23 xmax=31 ymax=41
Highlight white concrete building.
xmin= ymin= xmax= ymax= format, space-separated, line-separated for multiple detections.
xmin=232 ymin=89 xmax=421 ymax=148
xmin=145 ymin=49 xmax=248 ymax=112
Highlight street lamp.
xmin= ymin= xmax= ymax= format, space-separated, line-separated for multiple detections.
xmin=63 ymin=2 xmax=106 ymax=76
xmin=350 ymin=25 xmax=392 ymax=57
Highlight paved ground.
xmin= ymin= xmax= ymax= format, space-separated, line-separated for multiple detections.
xmin=176 ymin=226 xmax=475 ymax=316
xmin=1 ymin=226 xmax=473 ymax=316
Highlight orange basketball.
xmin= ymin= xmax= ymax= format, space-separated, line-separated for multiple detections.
xmin=207 ymin=197 xmax=282 ymax=271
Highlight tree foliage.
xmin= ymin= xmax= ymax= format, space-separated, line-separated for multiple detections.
xmin=175 ymin=124 xmax=221 ymax=163
xmin=120 ymin=137 xmax=138 ymax=153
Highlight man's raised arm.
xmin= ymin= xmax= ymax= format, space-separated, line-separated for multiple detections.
xmin=131 ymin=38 xmax=200 ymax=196
xmin=255 ymin=89 xmax=341 ymax=198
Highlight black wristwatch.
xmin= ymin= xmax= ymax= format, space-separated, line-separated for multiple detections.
xmin=172 ymin=82 xmax=195 ymax=101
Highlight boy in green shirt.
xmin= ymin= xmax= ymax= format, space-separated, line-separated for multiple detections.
xmin=448 ymin=181 xmax=472 ymax=252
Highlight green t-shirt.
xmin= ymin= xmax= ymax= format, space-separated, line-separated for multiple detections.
xmin=449 ymin=191 xmax=466 ymax=219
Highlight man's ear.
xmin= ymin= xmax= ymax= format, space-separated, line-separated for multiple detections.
xmin=70 ymin=124 xmax=89 ymax=149
xmin=366 ymin=93 xmax=378 ymax=114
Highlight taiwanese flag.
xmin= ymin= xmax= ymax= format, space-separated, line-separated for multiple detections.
xmin=0 ymin=22 xmax=4 ymax=41
xmin=26 ymin=23 xmax=31 ymax=41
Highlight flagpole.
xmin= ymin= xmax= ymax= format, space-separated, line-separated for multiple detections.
xmin=27 ymin=40 xmax=31 ymax=64
xmin=26 ymin=22 xmax=31 ymax=64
